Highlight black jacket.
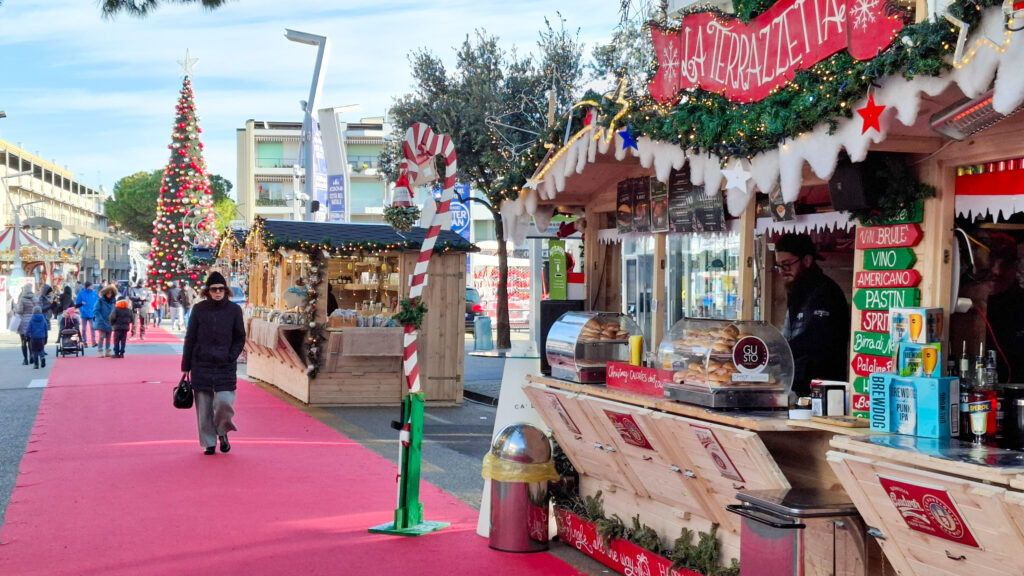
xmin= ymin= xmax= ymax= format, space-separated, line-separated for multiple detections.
xmin=783 ymin=265 xmax=850 ymax=396
xmin=166 ymin=287 xmax=184 ymax=309
xmin=181 ymin=298 xmax=246 ymax=392
xmin=109 ymin=305 xmax=133 ymax=331
xmin=58 ymin=289 xmax=74 ymax=315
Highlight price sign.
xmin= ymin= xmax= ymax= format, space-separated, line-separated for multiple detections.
xmin=853 ymin=331 xmax=894 ymax=356
xmin=852 ymin=353 xmax=894 ymax=376
xmin=855 ymin=223 xmax=922 ymax=250
xmin=855 ymin=269 xmax=921 ymax=288
xmin=861 ymin=310 xmax=890 ymax=333
xmin=863 ymin=248 xmax=917 ymax=271
xmin=853 ymin=288 xmax=920 ymax=310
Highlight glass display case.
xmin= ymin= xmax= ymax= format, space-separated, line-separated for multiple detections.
xmin=665 ymin=233 xmax=744 ymax=325
xmin=658 ymin=317 xmax=793 ymax=408
xmin=546 ymin=311 xmax=642 ymax=384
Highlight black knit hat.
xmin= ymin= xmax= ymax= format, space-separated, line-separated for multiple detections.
xmin=775 ymin=233 xmax=825 ymax=261
xmin=204 ymin=271 xmax=228 ymax=287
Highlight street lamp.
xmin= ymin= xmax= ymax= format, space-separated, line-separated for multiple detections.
xmin=0 ymin=111 xmax=6 ymax=119
xmin=285 ymin=29 xmax=329 ymax=220
xmin=291 ymin=164 xmax=308 ymax=221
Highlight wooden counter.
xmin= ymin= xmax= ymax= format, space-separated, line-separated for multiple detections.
xmin=524 ymin=374 xmax=883 ymax=573
xmin=315 ymin=328 xmax=403 ymax=405
xmin=828 ymin=435 xmax=1024 ymax=576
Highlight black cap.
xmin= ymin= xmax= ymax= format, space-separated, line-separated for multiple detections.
xmin=775 ymin=233 xmax=825 ymax=261
xmin=205 ymin=271 xmax=227 ymax=287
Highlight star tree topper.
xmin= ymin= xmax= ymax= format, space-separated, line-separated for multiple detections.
xmin=857 ymin=92 xmax=885 ymax=134
xmin=178 ymin=49 xmax=199 ymax=77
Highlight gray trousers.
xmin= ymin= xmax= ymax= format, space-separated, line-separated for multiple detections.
xmin=194 ymin=390 xmax=238 ymax=448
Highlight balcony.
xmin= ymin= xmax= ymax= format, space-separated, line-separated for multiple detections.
xmin=256 ymin=198 xmax=291 ymax=207
xmin=256 ymin=157 xmax=300 ymax=169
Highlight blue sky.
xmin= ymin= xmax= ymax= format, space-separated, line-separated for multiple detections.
xmin=0 ymin=0 xmax=622 ymax=198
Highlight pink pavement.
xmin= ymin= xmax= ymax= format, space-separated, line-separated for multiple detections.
xmin=0 ymin=354 xmax=583 ymax=576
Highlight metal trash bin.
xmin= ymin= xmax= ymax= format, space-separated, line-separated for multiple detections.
xmin=482 ymin=423 xmax=560 ymax=552
xmin=474 ymin=316 xmax=493 ymax=350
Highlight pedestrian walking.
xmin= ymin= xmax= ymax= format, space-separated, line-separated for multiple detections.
xmin=26 ymin=306 xmax=49 ymax=369
xmin=94 ymin=286 xmax=117 ymax=358
xmin=57 ymin=285 xmax=74 ymax=317
xmin=166 ymin=281 xmax=185 ymax=330
xmin=128 ymin=280 xmax=150 ymax=340
xmin=74 ymin=281 xmax=99 ymax=347
xmin=109 ymin=297 xmax=133 ymax=359
xmin=152 ymin=288 xmax=166 ymax=326
xmin=182 ymin=283 xmax=197 ymax=327
xmin=38 ymin=284 xmax=54 ymax=323
xmin=182 ymin=271 xmax=246 ymax=455
xmin=14 ymin=286 xmax=36 ymax=365
xmin=140 ymin=284 xmax=155 ymax=331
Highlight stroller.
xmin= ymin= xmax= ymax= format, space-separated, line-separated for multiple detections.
xmin=55 ymin=313 xmax=85 ymax=358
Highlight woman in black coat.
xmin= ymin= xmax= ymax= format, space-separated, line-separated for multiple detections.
xmin=181 ymin=272 xmax=246 ymax=455
xmin=58 ymin=286 xmax=74 ymax=316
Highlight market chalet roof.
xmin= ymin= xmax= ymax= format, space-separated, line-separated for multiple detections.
xmin=260 ymin=219 xmax=477 ymax=253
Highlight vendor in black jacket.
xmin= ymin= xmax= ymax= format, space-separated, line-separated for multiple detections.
xmin=775 ymin=233 xmax=850 ymax=397
xmin=182 ymin=271 xmax=246 ymax=455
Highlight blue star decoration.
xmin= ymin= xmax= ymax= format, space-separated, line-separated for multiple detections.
xmin=619 ymin=123 xmax=638 ymax=150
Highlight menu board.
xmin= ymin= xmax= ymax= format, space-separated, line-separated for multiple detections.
xmin=650 ymin=179 xmax=669 ymax=232
xmin=667 ymin=168 xmax=725 ymax=233
xmin=668 ymin=167 xmax=695 ymax=233
xmin=617 ymin=180 xmax=633 ymax=233
xmin=633 ymin=177 xmax=651 ymax=233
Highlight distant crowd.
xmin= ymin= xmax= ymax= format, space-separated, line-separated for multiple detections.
xmin=8 ymin=278 xmax=199 ymax=363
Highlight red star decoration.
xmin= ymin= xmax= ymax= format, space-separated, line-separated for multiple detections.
xmin=857 ymin=93 xmax=885 ymax=135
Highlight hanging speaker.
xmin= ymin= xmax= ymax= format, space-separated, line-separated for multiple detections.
xmin=829 ymin=159 xmax=873 ymax=211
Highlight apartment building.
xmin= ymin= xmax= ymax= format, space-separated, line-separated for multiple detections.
xmin=235 ymin=117 xmax=391 ymax=224
xmin=0 ymin=139 xmax=131 ymax=284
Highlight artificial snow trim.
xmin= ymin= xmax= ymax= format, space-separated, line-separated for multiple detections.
xmin=513 ymin=6 xmax=1024 ymax=222
xmin=755 ymin=212 xmax=855 ymax=236
xmin=597 ymin=228 xmax=622 ymax=245
xmin=955 ymin=195 xmax=1024 ymax=220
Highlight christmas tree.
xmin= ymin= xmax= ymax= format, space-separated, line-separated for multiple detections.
xmin=149 ymin=53 xmax=218 ymax=290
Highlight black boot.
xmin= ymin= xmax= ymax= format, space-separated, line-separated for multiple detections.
xmin=41 ymin=358 xmax=46 ymax=368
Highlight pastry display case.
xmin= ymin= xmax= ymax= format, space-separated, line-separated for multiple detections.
xmin=546 ymin=312 xmax=642 ymax=383
xmin=658 ymin=318 xmax=793 ymax=408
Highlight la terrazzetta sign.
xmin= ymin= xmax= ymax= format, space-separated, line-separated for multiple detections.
xmin=649 ymin=0 xmax=903 ymax=102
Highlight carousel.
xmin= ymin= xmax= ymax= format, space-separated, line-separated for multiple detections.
xmin=0 ymin=226 xmax=81 ymax=286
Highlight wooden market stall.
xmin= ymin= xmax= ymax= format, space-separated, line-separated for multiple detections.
xmin=242 ymin=218 xmax=474 ymax=406
xmin=498 ymin=1 xmax=1024 ymax=574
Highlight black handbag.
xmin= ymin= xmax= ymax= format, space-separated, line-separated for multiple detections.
xmin=173 ymin=374 xmax=194 ymax=409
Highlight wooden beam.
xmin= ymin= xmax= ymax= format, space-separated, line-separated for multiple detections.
xmin=738 ymin=200 xmax=757 ymax=320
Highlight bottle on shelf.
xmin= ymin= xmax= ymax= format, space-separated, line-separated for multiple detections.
xmin=959 ymin=340 xmax=973 ymax=442
xmin=987 ymin=349 xmax=1004 ymax=437
xmin=968 ymin=343 xmax=997 ymax=444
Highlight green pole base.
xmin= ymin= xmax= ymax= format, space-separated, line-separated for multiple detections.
xmin=368 ymin=520 xmax=450 ymax=537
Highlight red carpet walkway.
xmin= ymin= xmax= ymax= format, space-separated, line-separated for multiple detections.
xmin=0 ymin=354 xmax=583 ymax=575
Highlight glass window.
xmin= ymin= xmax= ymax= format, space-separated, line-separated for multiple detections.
xmin=665 ymin=232 xmax=742 ymax=325
xmin=622 ymin=236 xmax=655 ymax=344
xmin=256 ymin=142 xmax=284 ymax=168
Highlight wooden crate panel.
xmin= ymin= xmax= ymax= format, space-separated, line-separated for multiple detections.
xmin=309 ymin=371 xmax=403 ymax=405
xmin=523 ymin=385 xmax=637 ymax=493
xmin=337 ymin=327 xmax=404 ymax=357
xmin=247 ymin=352 xmax=309 ymax=404
xmin=651 ymin=414 xmax=791 ymax=534
xmin=577 ymin=397 xmax=719 ymax=522
xmin=828 ymin=452 xmax=1024 ymax=576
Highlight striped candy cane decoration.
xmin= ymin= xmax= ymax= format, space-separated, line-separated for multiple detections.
xmin=399 ymin=122 xmax=457 ymax=395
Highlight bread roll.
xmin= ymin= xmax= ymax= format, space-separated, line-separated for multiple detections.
xmin=721 ymin=324 xmax=739 ymax=338
xmin=673 ymin=371 xmax=687 ymax=384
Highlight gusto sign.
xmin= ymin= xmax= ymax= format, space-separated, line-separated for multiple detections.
xmin=649 ymin=0 xmax=903 ymax=103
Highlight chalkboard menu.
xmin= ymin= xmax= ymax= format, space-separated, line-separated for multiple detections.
xmin=617 ymin=180 xmax=633 ymax=233
xmin=633 ymin=177 xmax=651 ymax=233
xmin=666 ymin=167 xmax=725 ymax=233
xmin=650 ymin=179 xmax=669 ymax=233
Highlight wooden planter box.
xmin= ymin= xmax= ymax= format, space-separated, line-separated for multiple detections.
xmin=554 ymin=508 xmax=704 ymax=576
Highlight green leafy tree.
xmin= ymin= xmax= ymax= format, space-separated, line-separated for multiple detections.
xmin=385 ymin=16 xmax=583 ymax=348
xmin=100 ymin=0 xmax=230 ymax=18
xmin=106 ymin=169 xmax=233 ymax=242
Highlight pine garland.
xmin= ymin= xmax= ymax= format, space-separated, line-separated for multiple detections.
xmin=393 ymin=297 xmax=428 ymax=330
xmin=383 ymin=205 xmax=421 ymax=233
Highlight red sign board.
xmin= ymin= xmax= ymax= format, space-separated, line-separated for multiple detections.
xmin=855 ymin=269 xmax=922 ymax=289
xmin=851 ymin=353 xmax=894 ymax=377
xmin=603 ymin=410 xmax=654 ymax=450
xmin=861 ymin=310 xmax=891 ymax=333
xmin=878 ymin=475 xmax=980 ymax=548
xmin=605 ymin=362 xmax=670 ymax=398
xmin=690 ymin=424 xmax=744 ymax=482
xmin=649 ymin=0 xmax=903 ymax=103
xmin=855 ymin=223 xmax=923 ymax=250
xmin=852 ymin=393 xmax=871 ymax=412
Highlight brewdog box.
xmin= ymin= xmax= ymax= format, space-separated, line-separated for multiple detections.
xmin=869 ymin=373 xmax=959 ymax=438
xmin=889 ymin=307 xmax=943 ymax=345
